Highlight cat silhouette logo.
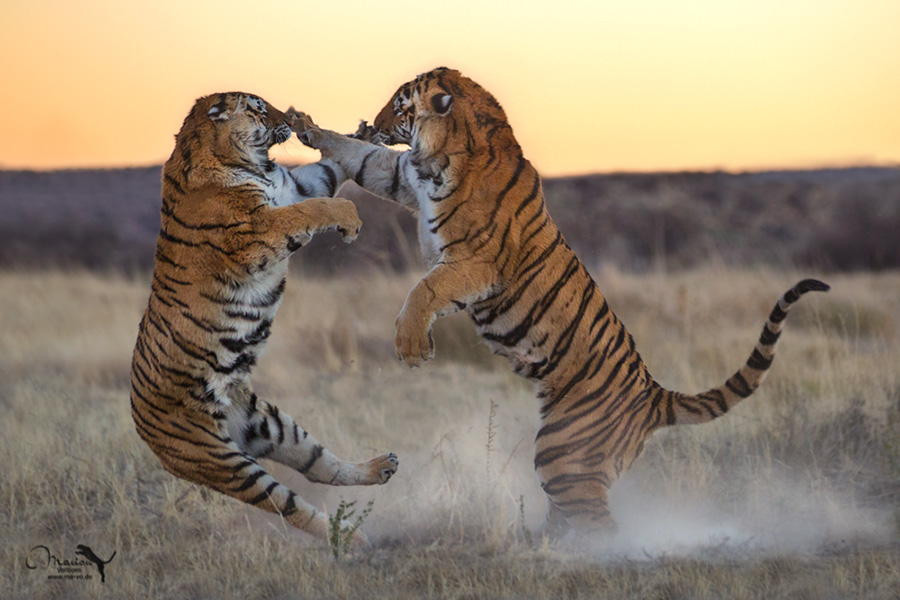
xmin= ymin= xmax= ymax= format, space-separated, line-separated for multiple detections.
xmin=74 ymin=545 xmax=116 ymax=583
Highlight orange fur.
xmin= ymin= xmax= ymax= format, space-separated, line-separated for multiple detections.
xmin=131 ymin=92 xmax=397 ymax=548
xmin=292 ymin=68 xmax=828 ymax=538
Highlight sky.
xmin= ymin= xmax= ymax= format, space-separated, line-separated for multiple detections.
xmin=1 ymin=0 xmax=898 ymax=175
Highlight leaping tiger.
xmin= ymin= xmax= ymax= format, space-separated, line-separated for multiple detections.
xmin=287 ymin=68 xmax=828 ymax=537
xmin=130 ymin=91 xmax=398 ymax=548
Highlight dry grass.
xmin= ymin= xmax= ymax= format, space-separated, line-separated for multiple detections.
xmin=1 ymin=266 xmax=898 ymax=599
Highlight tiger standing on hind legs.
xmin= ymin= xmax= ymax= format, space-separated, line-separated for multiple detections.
xmin=130 ymin=92 xmax=398 ymax=549
xmin=287 ymin=67 xmax=829 ymax=540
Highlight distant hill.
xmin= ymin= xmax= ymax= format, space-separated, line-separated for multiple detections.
xmin=1 ymin=166 xmax=898 ymax=273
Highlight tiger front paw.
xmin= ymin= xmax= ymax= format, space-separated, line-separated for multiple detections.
xmin=286 ymin=107 xmax=322 ymax=148
xmin=325 ymin=197 xmax=362 ymax=243
xmin=394 ymin=311 xmax=434 ymax=367
xmin=286 ymin=106 xmax=316 ymax=132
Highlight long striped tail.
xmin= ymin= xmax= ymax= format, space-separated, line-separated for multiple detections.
xmin=660 ymin=278 xmax=829 ymax=426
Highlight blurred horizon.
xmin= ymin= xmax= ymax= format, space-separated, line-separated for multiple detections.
xmin=2 ymin=1 xmax=899 ymax=175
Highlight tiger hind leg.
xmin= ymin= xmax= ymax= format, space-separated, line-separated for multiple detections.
xmin=149 ymin=415 xmax=352 ymax=546
xmin=539 ymin=476 xmax=617 ymax=540
xmin=535 ymin=443 xmax=619 ymax=540
xmin=225 ymin=393 xmax=398 ymax=486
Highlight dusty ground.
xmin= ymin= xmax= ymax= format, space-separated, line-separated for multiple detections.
xmin=1 ymin=267 xmax=898 ymax=599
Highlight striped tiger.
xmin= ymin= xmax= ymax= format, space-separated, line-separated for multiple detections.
xmin=130 ymin=92 xmax=398 ymax=548
xmin=288 ymin=68 xmax=829 ymax=537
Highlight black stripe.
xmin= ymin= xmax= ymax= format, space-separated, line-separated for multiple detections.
xmin=701 ymin=389 xmax=728 ymax=414
xmin=164 ymin=174 xmax=185 ymax=195
xmin=281 ymin=492 xmax=298 ymax=516
xmin=296 ymin=444 xmax=323 ymax=473
xmin=224 ymin=308 xmax=261 ymax=321
xmin=249 ymin=481 xmax=279 ymax=505
xmin=182 ymin=311 xmax=234 ymax=334
xmin=390 ymin=156 xmax=401 ymax=195
xmin=428 ymin=201 xmax=467 ymax=232
xmin=769 ymin=304 xmax=787 ymax=323
xmin=796 ymin=278 xmax=830 ymax=293
xmin=232 ymin=469 xmax=266 ymax=492
xmin=165 ymin=210 xmax=249 ymax=231
xmin=159 ymin=229 xmax=232 ymax=256
xmin=354 ymin=150 xmax=377 ymax=187
xmin=759 ymin=324 xmax=781 ymax=345
xmin=513 ymin=175 xmax=541 ymax=217
xmin=319 ymin=163 xmax=337 ymax=195
xmin=267 ymin=403 xmax=284 ymax=444
xmin=207 ymin=450 xmax=246 ymax=461
xmin=726 ymin=372 xmax=754 ymax=398
xmin=163 ymin=274 xmax=192 ymax=286
xmin=155 ymin=248 xmax=187 ymax=270
xmin=746 ymin=348 xmax=773 ymax=370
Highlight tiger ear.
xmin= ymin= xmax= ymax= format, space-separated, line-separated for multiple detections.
xmin=207 ymin=105 xmax=229 ymax=121
xmin=431 ymin=93 xmax=453 ymax=115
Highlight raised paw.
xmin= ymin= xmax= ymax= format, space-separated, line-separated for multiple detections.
xmin=394 ymin=312 xmax=434 ymax=367
xmin=285 ymin=107 xmax=322 ymax=148
xmin=285 ymin=106 xmax=316 ymax=132
xmin=326 ymin=198 xmax=362 ymax=243
xmin=367 ymin=452 xmax=399 ymax=484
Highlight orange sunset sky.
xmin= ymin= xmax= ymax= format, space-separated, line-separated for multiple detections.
xmin=1 ymin=0 xmax=898 ymax=175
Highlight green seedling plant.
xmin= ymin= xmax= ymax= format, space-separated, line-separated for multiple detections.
xmin=328 ymin=499 xmax=374 ymax=560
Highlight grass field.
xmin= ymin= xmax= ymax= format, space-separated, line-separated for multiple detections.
xmin=1 ymin=267 xmax=898 ymax=599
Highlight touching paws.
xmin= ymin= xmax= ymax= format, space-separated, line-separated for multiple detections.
xmin=394 ymin=311 xmax=434 ymax=367
xmin=349 ymin=120 xmax=388 ymax=145
xmin=285 ymin=107 xmax=321 ymax=148
xmin=367 ymin=452 xmax=399 ymax=484
xmin=285 ymin=106 xmax=316 ymax=132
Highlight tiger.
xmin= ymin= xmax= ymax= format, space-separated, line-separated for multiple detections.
xmin=287 ymin=67 xmax=829 ymax=538
xmin=130 ymin=91 xmax=398 ymax=548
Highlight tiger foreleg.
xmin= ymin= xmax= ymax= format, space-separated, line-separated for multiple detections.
xmin=286 ymin=159 xmax=349 ymax=199
xmin=394 ymin=261 xmax=495 ymax=367
xmin=234 ymin=198 xmax=362 ymax=269
xmin=289 ymin=116 xmax=419 ymax=209
xmin=226 ymin=394 xmax=398 ymax=487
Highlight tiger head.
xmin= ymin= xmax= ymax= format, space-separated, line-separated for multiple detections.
xmin=367 ymin=67 xmax=517 ymax=155
xmin=171 ymin=92 xmax=293 ymax=182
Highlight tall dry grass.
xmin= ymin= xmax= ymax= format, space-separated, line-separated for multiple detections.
xmin=0 ymin=267 xmax=898 ymax=599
